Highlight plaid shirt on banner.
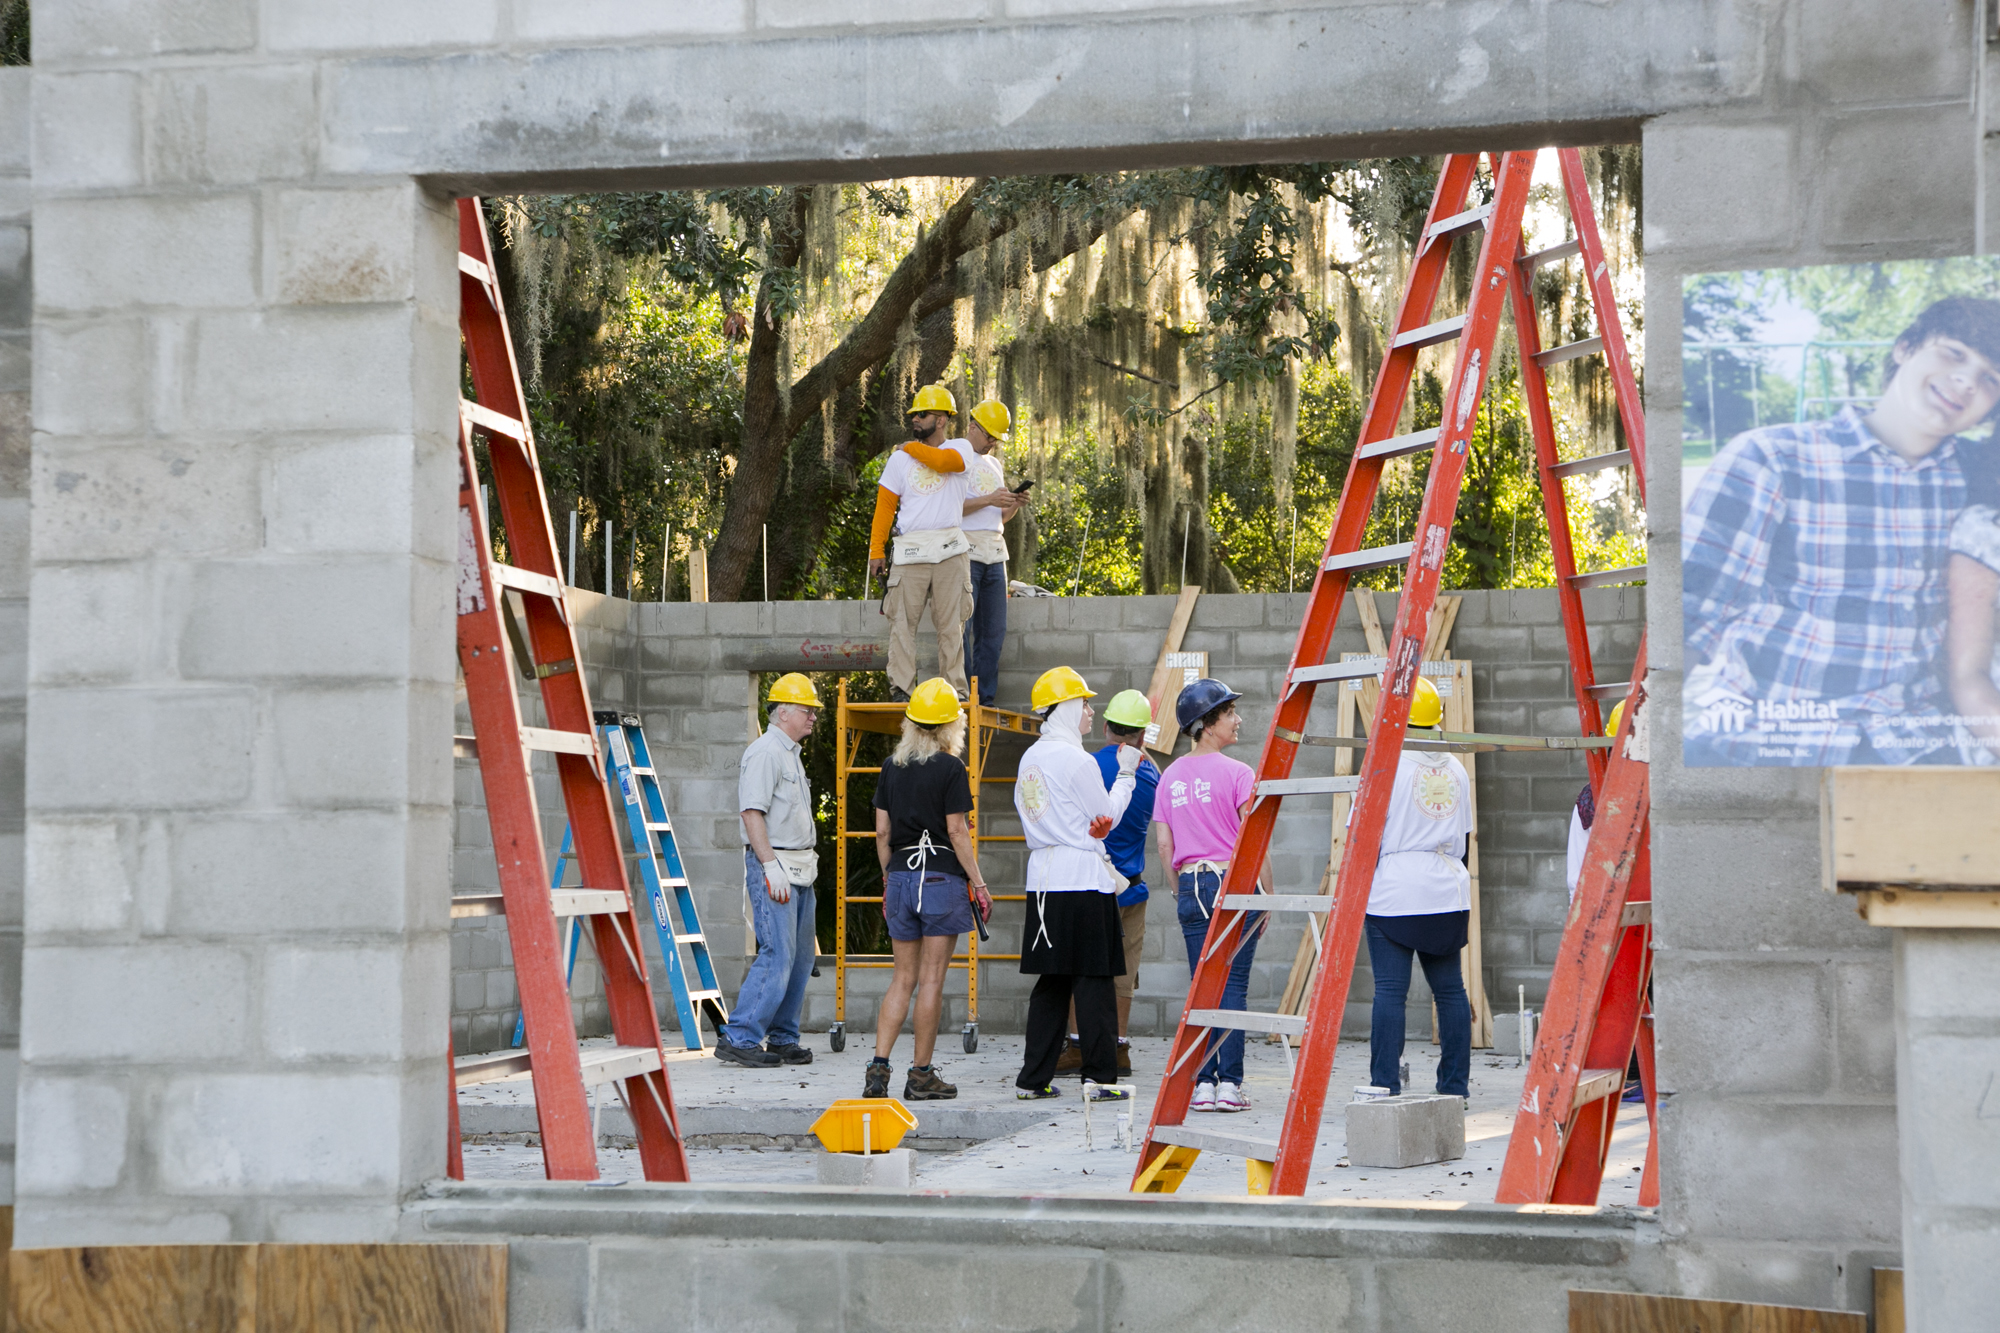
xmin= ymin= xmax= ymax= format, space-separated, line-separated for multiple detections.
xmin=1682 ymin=406 xmax=1967 ymax=765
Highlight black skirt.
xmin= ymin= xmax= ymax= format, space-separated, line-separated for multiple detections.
xmin=1020 ymin=891 xmax=1126 ymax=977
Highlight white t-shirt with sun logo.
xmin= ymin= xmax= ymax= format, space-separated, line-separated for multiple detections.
xmin=880 ymin=445 xmax=969 ymax=537
xmin=1364 ymin=750 xmax=1472 ymax=916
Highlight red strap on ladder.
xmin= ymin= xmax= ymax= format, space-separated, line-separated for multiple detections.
xmin=1132 ymin=149 xmax=1654 ymax=1205
xmin=449 ymin=198 xmax=690 ymax=1183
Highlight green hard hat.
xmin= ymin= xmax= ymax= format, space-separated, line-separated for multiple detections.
xmin=1103 ymin=689 xmax=1154 ymax=729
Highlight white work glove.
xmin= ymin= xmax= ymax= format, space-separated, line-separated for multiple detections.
xmin=761 ymin=859 xmax=792 ymax=903
xmin=1116 ymin=743 xmax=1145 ymax=775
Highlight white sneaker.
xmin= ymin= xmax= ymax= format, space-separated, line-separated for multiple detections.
xmin=1191 ymin=1081 xmax=1218 ymax=1112
xmin=1215 ymin=1082 xmax=1250 ymax=1112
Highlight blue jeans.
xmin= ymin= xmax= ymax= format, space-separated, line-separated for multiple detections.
xmin=1175 ymin=869 xmax=1262 ymax=1086
xmin=722 ymin=849 xmax=817 ymax=1050
xmin=962 ymin=559 xmax=1008 ymax=704
xmin=1364 ymin=918 xmax=1470 ymax=1097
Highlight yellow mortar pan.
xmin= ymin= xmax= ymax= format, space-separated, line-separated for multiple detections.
xmin=811 ymin=1099 xmax=918 ymax=1154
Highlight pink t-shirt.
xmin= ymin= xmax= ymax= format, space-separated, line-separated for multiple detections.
xmin=1153 ymin=751 xmax=1257 ymax=871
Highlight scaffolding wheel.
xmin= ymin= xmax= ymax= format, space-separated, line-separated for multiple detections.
xmin=962 ymin=1023 xmax=979 ymax=1054
xmin=829 ymin=1023 xmax=845 ymax=1053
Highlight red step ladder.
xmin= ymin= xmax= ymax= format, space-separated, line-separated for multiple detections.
xmin=446 ymin=197 xmax=690 ymax=1183
xmin=1131 ymin=149 xmax=1652 ymax=1200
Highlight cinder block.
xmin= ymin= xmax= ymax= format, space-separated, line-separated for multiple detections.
xmin=1489 ymin=1009 xmax=1538 ymax=1057
xmin=32 ymin=72 xmax=142 ymax=191
xmin=21 ymin=943 xmax=249 ymax=1060
xmin=266 ymin=0 xmax=499 ymax=51
xmin=1344 ymin=1093 xmax=1464 ymax=1168
xmin=155 ymin=1072 xmax=406 ymax=1192
xmin=24 ymin=564 xmax=151 ymax=683
xmin=33 ymin=440 xmax=262 ymax=562
xmin=815 ymin=1144 xmax=917 ymax=1186
xmin=28 ymin=688 xmax=256 ymax=811
xmin=15 ymin=1076 xmax=128 ymax=1193
xmin=147 ymin=65 xmax=316 ymax=184
xmin=23 ymin=819 xmax=132 ymax=934
xmin=180 ymin=559 xmax=422 ymax=681
xmin=33 ymin=318 xmax=148 ymax=437
xmin=183 ymin=308 xmax=439 ymax=434
xmin=168 ymin=812 xmax=415 ymax=934
xmin=1644 ymin=121 xmax=1796 ymax=255
xmin=38 ymin=195 xmax=258 ymax=314
xmin=267 ymin=436 xmax=442 ymax=555
xmin=264 ymin=944 xmax=435 ymax=1060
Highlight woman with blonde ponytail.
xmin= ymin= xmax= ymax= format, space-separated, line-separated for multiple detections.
xmin=865 ymin=678 xmax=992 ymax=1101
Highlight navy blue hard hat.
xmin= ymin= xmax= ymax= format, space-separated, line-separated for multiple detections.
xmin=1175 ymin=678 xmax=1243 ymax=732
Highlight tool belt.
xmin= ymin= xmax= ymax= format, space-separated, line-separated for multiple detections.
xmin=771 ymin=847 xmax=819 ymax=885
xmin=891 ymin=526 xmax=970 ymax=565
xmin=966 ymin=529 xmax=1009 ymax=564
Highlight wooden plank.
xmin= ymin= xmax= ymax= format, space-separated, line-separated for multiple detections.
xmin=1822 ymin=767 xmax=2000 ymax=889
xmin=11 ymin=1245 xmax=258 ymax=1333
xmin=1143 ymin=587 xmax=1203 ymax=758
xmin=1873 ymin=1269 xmax=1904 ymax=1333
xmin=257 ymin=1244 xmax=506 ymax=1333
xmin=9 ymin=1243 xmax=507 ymax=1333
xmin=1569 ymin=1289 xmax=1867 ymax=1333
xmin=1421 ymin=595 xmax=1462 ymax=661
xmin=1857 ymin=889 xmax=2000 ymax=927
xmin=688 ymin=548 xmax=709 ymax=602
xmin=1444 ymin=658 xmax=1492 ymax=1048
xmin=1278 ymin=680 xmax=1357 ymax=1020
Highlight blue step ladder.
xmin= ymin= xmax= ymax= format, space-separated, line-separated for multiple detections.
xmin=515 ymin=710 xmax=728 ymax=1052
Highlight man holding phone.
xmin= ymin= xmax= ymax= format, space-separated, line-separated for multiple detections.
xmin=956 ymin=399 xmax=1030 ymax=707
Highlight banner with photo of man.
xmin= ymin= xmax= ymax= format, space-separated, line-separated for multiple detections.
xmin=1682 ymin=258 xmax=2000 ymax=767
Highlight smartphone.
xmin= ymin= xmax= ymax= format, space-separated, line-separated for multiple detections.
xmin=1011 ymin=479 xmax=1035 ymax=495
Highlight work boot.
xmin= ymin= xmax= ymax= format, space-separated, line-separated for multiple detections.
xmin=1055 ymin=1038 xmax=1084 ymax=1075
xmin=714 ymin=1036 xmax=780 ymax=1068
xmin=767 ymin=1042 xmax=814 ymax=1065
xmin=904 ymin=1065 xmax=958 ymax=1100
xmin=1116 ymin=1041 xmax=1132 ymax=1077
xmin=863 ymin=1058 xmax=891 ymax=1099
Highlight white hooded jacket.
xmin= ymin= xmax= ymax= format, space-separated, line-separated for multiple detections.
xmin=1014 ymin=698 xmax=1138 ymax=893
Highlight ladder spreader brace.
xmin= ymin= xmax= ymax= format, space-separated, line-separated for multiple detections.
xmin=1133 ymin=149 xmax=1655 ymax=1204
xmin=448 ymin=197 xmax=689 ymax=1183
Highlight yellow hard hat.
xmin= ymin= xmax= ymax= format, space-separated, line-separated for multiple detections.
xmin=1408 ymin=676 xmax=1443 ymax=728
xmin=1031 ymin=665 xmax=1095 ymax=713
xmin=907 ymin=384 xmax=957 ymax=417
xmin=767 ymin=672 xmax=822 ymax=708
xmin=1605 ymin=699 xmax=1625 ymax=737
xmin=969 ymin=399 xmax=1011 ymax=442
xmin=906 ymin=677 xmax=963 ymax=726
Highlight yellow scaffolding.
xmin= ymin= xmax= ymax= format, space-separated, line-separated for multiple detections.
xmin=829 ymin=676 xmax=1038 ymax=1053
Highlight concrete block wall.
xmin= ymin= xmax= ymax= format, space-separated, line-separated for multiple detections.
xmin=450 ymin=587 xmax=1642 ymax=1046
xmin=0 ymin=66 xmax=29 ymax=1208
xmin=1637 ymin=0 xmax=1986 ymax=1308
xmin=21 ymin=18 xmax=462 ymax=1245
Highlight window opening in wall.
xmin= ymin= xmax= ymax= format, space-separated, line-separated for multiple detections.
xmin=448 ymin=148 xmax=1651 ymax=1206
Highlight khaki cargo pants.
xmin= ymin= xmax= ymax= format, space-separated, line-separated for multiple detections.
xmin=885 ymin=552 xmax=971 ymax=697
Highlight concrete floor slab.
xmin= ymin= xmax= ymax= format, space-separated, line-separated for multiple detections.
xmin=457 ymin=1034 xmax=1651 ymax=1206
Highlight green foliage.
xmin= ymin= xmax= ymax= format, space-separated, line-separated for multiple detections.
xmin=0 ymin=0 xmax=25 ymax=65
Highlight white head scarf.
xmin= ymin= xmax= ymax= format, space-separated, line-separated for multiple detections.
xmin=1039 ymin=696 xmax=1088 ymax=748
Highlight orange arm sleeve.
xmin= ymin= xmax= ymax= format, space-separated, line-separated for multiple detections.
xmin=900 ymin=440 xmax=966 ymax=472
xmin=869 ymin=485 xmax=898 ymax=559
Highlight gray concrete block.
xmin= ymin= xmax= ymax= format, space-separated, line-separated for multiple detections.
xmin=149 ymin=65 xmax=318 ymax=185
xmin=1820 ymin=105 xmax=1973 ymax=247
xmin=33 ymin=440 xmax=263 ymax=562
xmin=28 ymin=688 xmax=256 ymax=811
xmin=1344 ymin=1094 xmax=1464 ymax=1168
xmin=1660 ymin=1097 xmax=1898 ymax=1245
xmin=815 ymin=1144 xmax=916 ymax=1189
xmin=14 ymin=1076 xmax=128 ymax=1194
xmin=1644 ymin=120 xmax=1798 ymax=256
xmin=266 ymin=0 xmax=499 ymax=51
xmin=1490 ymin=1009 xmax=1538 ymax=1058
xmin=22 ymin=944 xmax=249 ymax=1060
xmin=38 ymin=195 xmax=258 ymax=314
xmin=32 ymin=72 xmax=142 ymax=191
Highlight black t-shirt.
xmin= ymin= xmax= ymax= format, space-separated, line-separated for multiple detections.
xmin=873 ymin=752 xmax=975 ymax=879
xmin=1963 ymin=438 xmax=2000 ymax=508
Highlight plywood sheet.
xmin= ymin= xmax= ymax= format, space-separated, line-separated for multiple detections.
xmin=10 ymin=1244 xmax=506 ymax=1333
xmin=1569 ymin=1289 xmax=1867 ymax=1333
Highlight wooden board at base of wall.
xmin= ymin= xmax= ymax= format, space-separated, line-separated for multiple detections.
xmin=1569 ymin=1289 xmax=1867 ymax=1333
xmin=9 ymin=1243 xmax=505 ymax=1333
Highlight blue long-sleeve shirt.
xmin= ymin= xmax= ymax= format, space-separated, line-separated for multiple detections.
xmin=1093 ymin=743 xmax=1160 ymax=905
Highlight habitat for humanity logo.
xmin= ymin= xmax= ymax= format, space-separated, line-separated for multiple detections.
xmin=1691 ymin=684 xmax=1753 ymax=735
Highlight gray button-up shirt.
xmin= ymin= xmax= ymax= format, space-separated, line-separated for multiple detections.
xmin=739 ymin=723 xmax=815 ymax=851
